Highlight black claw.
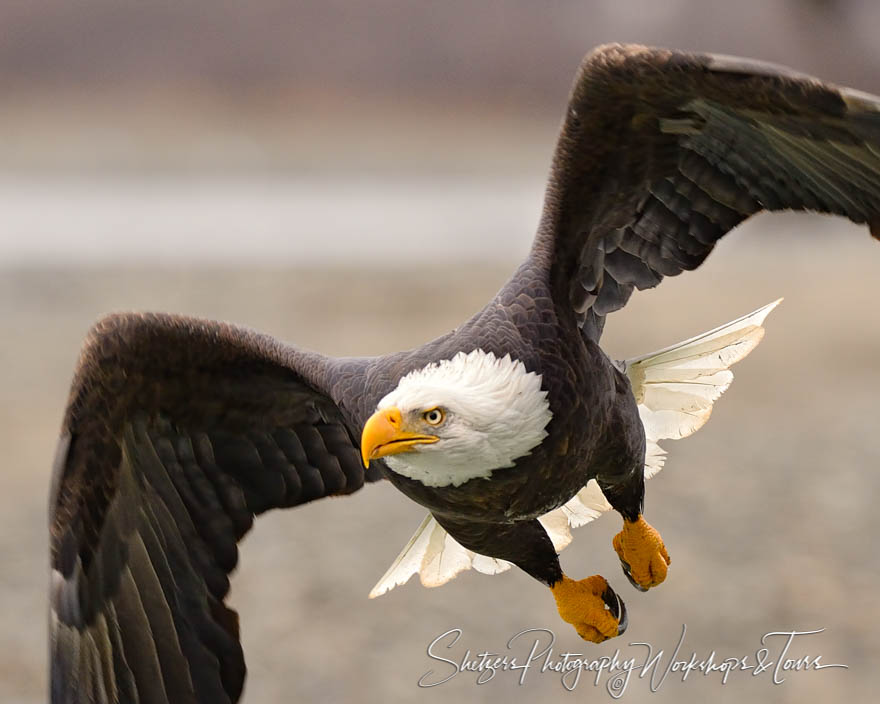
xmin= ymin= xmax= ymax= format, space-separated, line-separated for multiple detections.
xmin=601 ymin=583 xmax=628 ymax=636
xmin=619 ymin=558 xmax=648 ymax=592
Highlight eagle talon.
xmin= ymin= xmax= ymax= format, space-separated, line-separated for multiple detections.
xmin=602 ymin=583 xmax=628 ymax=635
xmin=617 ymin=557 xmax=648 ymax=593
xmin=613 ymin=516 xmax=670 ymax=590
xmin=551 ymin=575 xmax=626 ymax=643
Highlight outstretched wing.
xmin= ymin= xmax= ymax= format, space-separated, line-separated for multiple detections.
xmin=531 ymin=44 xmax=880 ymax=340
xmin=49 ymin=313 xmax=375 ymax=704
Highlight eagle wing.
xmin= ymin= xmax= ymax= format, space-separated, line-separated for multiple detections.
xmin=531 ymin=44 xmax=880 ymax=340
xmin=49 ymin=313 xmax=375 ymax=704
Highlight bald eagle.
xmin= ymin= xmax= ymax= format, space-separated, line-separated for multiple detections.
xmin=50 ymin=45 xmax=880 ymax=703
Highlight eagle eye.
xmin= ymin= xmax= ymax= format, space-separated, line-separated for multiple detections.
xmin=423 ymin=407 xmax=445 ymax=426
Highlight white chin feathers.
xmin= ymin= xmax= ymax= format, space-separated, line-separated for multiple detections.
xmin=377 ymin=349 xmax=553 ymax=487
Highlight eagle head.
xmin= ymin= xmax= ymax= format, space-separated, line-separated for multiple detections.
xmin=360 ymin=349 xmax=552 ymax=487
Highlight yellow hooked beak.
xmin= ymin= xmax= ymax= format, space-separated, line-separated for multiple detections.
xmin=360 ymin=407 xmax=439 ymax=468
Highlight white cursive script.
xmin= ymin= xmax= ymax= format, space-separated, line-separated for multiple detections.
xmin=418 ymin=625 xmax=848 ymax=696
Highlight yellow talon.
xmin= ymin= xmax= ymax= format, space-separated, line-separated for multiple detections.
xmin=612 ymin=515 xmax=670 ymax=591
xmin=550 ymin=574 xmax=627 ymax=643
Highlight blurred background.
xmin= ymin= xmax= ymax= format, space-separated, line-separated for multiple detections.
xmin=3 ymin=1 xmax=880 ymax=702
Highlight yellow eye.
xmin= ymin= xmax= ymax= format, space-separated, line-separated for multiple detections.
xmin=423 ymin=408 xmax=445 ymax=426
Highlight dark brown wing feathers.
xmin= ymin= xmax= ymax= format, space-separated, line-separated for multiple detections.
xmin=532 ymin=44 xmax=880 ymax=339
xmin=50 ymin=313 xmax=373 ymax=704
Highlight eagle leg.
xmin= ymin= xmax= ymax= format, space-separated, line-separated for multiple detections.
xmin=612 ymin=515 xmax=670 ymax=591
xmin=431 ymin=515 xmax=629 ymax=642
xmin=550 ymin=574 xmax=627 ymax=643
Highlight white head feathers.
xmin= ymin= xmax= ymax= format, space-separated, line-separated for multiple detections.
xmin=377 ymin=349 xmax=553 ymax=487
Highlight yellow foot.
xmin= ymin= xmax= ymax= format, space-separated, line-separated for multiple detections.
xmin=550 ymin=575 xmax=627 ymax=643
xmin=613 ymin=515 xmax=670 ymax=591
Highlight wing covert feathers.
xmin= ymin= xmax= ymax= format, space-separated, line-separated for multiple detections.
xmin=373 ymin=301 xmax=780 ymax=595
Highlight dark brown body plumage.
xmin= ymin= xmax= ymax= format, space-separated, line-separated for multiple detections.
xmin=50 ymin=45 xmax=880 ymax=703
xmin=347 ymin=261 xmax=645 ymax=585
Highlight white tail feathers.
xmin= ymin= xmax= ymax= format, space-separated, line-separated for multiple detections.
xmin=369 ymin=300 xmax=781 ymax=597
xmin=368 ymin=514 xmax=511 ymax=598
xmin=625 ymin=297 xmax=781 ymax=478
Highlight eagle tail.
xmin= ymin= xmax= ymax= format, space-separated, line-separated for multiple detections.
xmin=556 ymin=298 xmax=782 ymax=530
xmin=370 ymin=299 xmax=780 ymax=596
xmin=368 ymin=513 xmax=511 ymax=598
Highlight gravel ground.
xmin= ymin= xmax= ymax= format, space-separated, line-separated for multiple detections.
xmin=2 ymin=215 xmax=878 ymax=703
